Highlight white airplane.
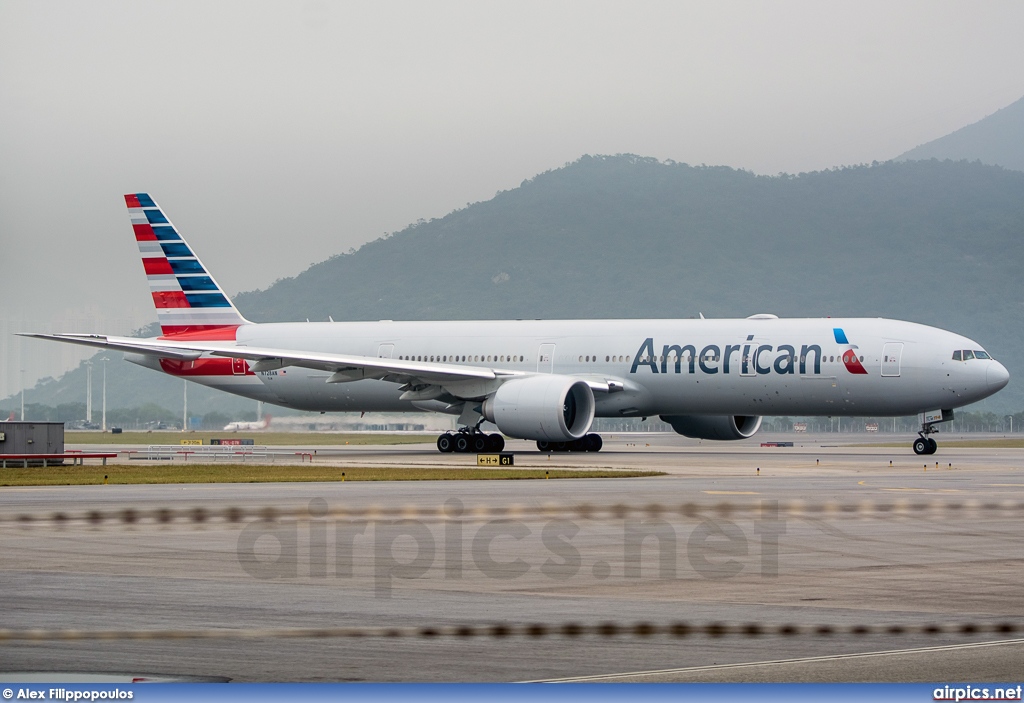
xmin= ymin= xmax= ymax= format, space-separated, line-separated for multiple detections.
xmin=24 ymin=194 xmax=1009 ymax=456
xmin=223 ymin=415 xmax=271 ymax=432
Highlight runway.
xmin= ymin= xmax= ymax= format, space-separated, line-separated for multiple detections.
xmin=1 ymin=435 xmax=1022 ymax=682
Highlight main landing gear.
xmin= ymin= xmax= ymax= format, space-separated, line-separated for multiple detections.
xmin=536 ymin=434 xmax=603 ymax=453
xmin=913 ymin=423 xmax=939 ymax=455
xmin=437 ymin=429 xmax=505 ymax=453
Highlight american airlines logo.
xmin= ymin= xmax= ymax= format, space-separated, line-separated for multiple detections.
xmin=630 ymin=328 xmax=868 ymax=376
xmin=833 ymin=327 xmax=868 ymax=375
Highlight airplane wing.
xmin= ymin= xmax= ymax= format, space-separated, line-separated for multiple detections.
xmin=18 ymin=333 xmax=206 ymax=361
xmin=20 ymin=332 xmax=625 ymax=393
xmin=19 ymin=333 xmax=508 ymax=385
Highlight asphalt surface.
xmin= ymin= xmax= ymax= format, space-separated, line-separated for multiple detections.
xmin=1 ymin=434 xmax=1022 ymax=682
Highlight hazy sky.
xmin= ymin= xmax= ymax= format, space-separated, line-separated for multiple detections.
xmin=2 ymin=0 xmax=1024 ymax=391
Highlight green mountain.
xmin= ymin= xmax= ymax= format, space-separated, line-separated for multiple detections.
xmin=7 ymin=156 xmax=1023 ymax=416
xmin=897 ymin=95 xmax=1024 ymax=172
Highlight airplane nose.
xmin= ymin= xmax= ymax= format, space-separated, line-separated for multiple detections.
xmin=987 ymin=361 xmax=1010 ymax=390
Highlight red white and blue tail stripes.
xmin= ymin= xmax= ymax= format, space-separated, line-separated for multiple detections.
xmin=126 ymin=193 xmax=248 ymax=339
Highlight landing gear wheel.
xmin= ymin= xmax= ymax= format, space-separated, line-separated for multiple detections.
xmin=537 ymin=440 xmax=551 ymax=452
xmin=454 ymin=434 xmax=470 ymax=453
xmin=927 ymin=438 xmax=937 ymax=455
xmin=588 ymin=434 xmax=603 ymax=452
xmin=913 ymin=437 xmax=928 ymax=455
xmin=486 ymin=434 xmax=505 ymax=452
xmin=471 ymin=434 xmax=489 ymax=453
xmin=437 ymin=433 xmax=454 ymax=453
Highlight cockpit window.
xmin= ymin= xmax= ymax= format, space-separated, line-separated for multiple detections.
xmin=963 ymin=350 xmax=975 ymax=361
xmin=952 ymin=350 xmax=962 ymax=361
xmin=975 ymin=350 xmax=991 ymax=360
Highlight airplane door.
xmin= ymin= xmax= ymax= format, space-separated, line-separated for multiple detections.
xmin=231 ymin=358 xmax=247 ymax=375
xmin=537 ymin=344 xmax=555 ymax=373
xmin=739 ymin=343 xmax=757 ymax=377
xmin=377 ymin=344 xmax=395 ymax=359
xmin=881 ymin=343 xmax=903 ymax=377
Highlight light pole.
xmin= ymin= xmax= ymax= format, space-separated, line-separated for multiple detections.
xmin=183 ymin=380 xmax=188 ymax=431
xmin=86 ymin=360 xmax=93 ymax=423
xmin=101 ymin=357 xmax=108 ymax=432
xmin=20 ymin=368 xmax=25 ymax=421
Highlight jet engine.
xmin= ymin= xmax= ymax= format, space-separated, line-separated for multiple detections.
xmin=660 ymin=414 xmax=762 ymax=440
xmin=482 ymin=375 xmax=595 ymax=441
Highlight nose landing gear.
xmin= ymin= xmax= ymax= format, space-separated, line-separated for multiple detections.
xmin=913 ymin=420 xmax=941 ymax=455
xmin=912 ymin=435 xmax=937 ymax=455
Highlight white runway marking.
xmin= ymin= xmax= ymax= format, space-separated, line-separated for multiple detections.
xmin=529 ymin=637 xmax=1024 ymax=683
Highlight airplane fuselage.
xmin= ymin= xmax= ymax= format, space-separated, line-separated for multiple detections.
xmin=133 ymin=316 xmax=1006 ymax=418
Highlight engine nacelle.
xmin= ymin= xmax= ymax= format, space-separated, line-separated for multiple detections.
xmin=482 ymin=375 xmax=595 ymax=441
xmin=660 ymin=414 xmax=762 ymax=440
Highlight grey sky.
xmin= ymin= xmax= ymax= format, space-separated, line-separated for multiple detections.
xmin=2 ymin=0 xmax=1023 ymax=394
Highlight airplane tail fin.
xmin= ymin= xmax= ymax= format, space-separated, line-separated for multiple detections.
xmin=126 ymin=193 xmax=250 ymax=339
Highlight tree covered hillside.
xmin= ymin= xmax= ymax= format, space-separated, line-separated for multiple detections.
xmin=234 ymin=156 xmax=1023 ymax=411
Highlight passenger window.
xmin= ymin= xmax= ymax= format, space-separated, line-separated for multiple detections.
xmin=963 ymin=350 xmax=975 ymax=361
